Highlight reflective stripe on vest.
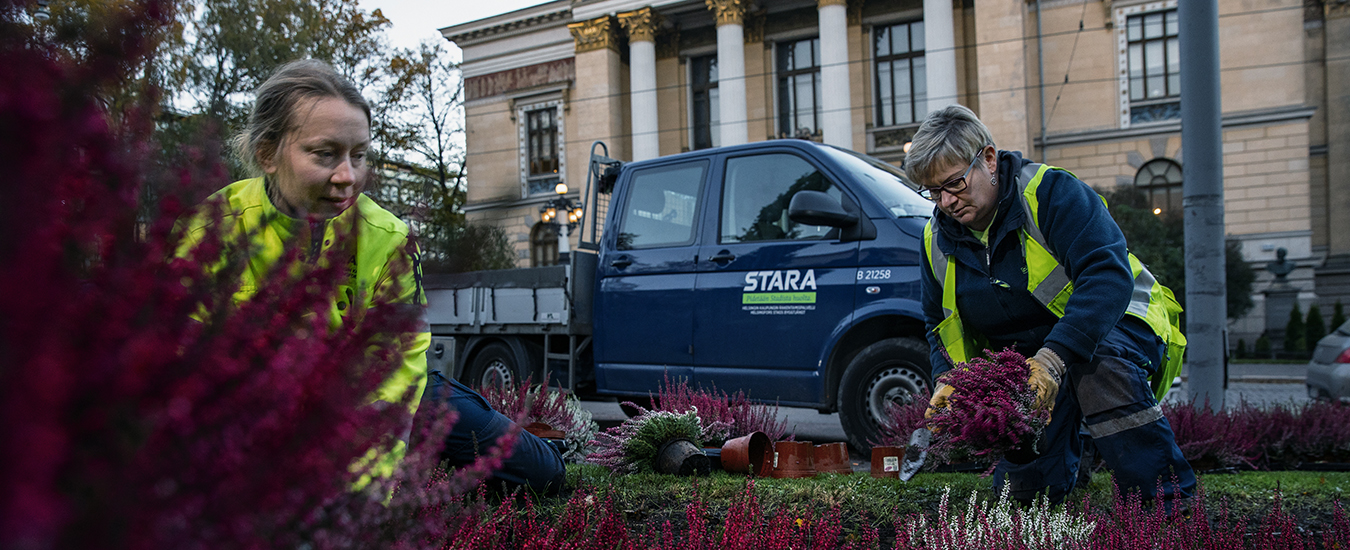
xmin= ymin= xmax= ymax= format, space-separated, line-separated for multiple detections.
xmin=924 ymin=163 xmax=1187 ymax=401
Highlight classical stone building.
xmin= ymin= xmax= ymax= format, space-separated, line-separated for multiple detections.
xmin=442 ymin=0 xmax=1349 ymax=346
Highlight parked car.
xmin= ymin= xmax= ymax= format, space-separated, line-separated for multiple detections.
xmin=1307 ymin=320 xmax=1350 ymax=402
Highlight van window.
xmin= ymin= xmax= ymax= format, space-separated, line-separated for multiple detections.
xmin=819 ymin=145 xmax=932 ymax=218
xmin=616 ymin=162 xmax=707 ymax=250
xmin=721 ymin=153 xmax=840 ymax=243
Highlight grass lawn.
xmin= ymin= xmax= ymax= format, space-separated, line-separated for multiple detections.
xmin=536 ymin=465 xmax=1350 ymax=538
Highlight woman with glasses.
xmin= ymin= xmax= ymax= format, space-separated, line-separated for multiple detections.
xmin=908 ymin=105 xmax=1193 ymax=511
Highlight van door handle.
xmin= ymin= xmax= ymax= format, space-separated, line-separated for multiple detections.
xmin=709 ymin=251 xmax=736 ymax=264
xmin=609 ymin=256 xmax=633 ymax=268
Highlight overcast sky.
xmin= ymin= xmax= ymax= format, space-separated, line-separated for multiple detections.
xmin=369 ymin=0 xmax=552 ymax=59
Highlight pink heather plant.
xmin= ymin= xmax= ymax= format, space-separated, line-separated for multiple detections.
xmin=1163 ymin=399 xmax=1350 ymax=470
xmin=874 ymin=390 xmax=931 ymax=448
xmin=478 ymin=374 xmax=601 ymax=462
xmin=0 ymin=6 xmax=522 ymax=547
xmin=924 ymin=348 xmax=1050 ymax=469
xmin=1163 ymin=398 xmax=1262 ymax=470
xmin=654 ymin=373 xmax=790 ymax=444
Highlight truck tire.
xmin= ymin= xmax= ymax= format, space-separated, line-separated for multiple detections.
xmin=837 ymin=337 xmax=932 ymax=455
xmin=467 ymin=342 xmax=523 ymax=392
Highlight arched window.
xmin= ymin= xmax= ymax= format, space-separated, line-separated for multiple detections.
xmin=1134 ymin=158 xmax=1183 ymax=215
xmin=530 ymin=223 xmax=559 ymax=267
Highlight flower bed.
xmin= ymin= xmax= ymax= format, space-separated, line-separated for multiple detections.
xmin=478 ymin=376 xmax=600 ymax=462
xmin=650 ymin=374 xmax=790 ymax=445
xmin=435 ymin=469 xmax=1350 ymax=549
xmin=1165 ymin=399 xmax=1350 ymax=471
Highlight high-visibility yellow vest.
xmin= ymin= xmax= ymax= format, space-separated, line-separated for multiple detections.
xmin=178 ymin=177 xmax=430 ymax=486
xmin=922 ymin=163 xmax=1186 ymax=401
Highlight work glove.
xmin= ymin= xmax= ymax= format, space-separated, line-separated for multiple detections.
xmin=1026 ymin=347 xmax=1066 ymax=413
xmin=925 ymin=382 xmax=955 ymax=421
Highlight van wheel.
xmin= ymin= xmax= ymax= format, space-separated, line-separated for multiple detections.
xmin=838 ymin=337 xmax=932 ymax=455
xmin=468 ymin=342 xmax=522 ymax=392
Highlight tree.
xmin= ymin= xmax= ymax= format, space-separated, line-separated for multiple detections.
xmin=1285 ymin=302 xmax=1305 ymax=354
xmin=14 ymin=0 xmax=191 ymax=127
xmin=1306 ymin=303 xmax=1326 ymax=352
xmin=1332 ymin=300 xmax=1347 ymax=332
xmin=168 ymin=0 xmax=393 ymax=183
xmin=1100 ymin=187 xmax=1257 ymax=328
xmin=178 ymin=0 xmax=390 ymax=122
xmin=367 ymin=161 xmax=515 ymax=273
xmin=371 ymin=40 xmax=514 ymax=273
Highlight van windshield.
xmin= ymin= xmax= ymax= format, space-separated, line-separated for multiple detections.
xmin=820 ymin=146 xmax=933 ymax=218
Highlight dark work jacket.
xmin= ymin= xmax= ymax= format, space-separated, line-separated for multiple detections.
xmin=920 ymin=150 xmax=1155 ymax=377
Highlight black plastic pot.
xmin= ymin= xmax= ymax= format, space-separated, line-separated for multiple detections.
xmin=655 ymin=439 xmax=711 ymax=476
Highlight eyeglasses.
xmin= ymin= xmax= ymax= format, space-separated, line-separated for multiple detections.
xmin=919 ymin=148 xmax=987 ymax=201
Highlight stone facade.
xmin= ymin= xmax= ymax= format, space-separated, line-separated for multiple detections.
xmin=442 ymin=0 xmax=1348 ymax=342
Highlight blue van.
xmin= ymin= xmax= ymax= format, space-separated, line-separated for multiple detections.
xmin=425 ymin=139 xmax=936 ymax=452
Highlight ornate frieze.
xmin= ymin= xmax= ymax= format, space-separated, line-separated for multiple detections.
xmin=618 ymin=7 xmax=663 ymax=43
xmin=568 ymin=15 xmax=618 ymax=53
xmin=465 ymin=58 xmax=575 ymax=102
xmin=705 ymin=0 xmax=747 ymax=26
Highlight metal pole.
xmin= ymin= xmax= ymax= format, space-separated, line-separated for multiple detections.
xmin=557 ymin=222 xmax=571 ymax=264
xmin=1036 ymin=0 xmax=1047 ymax=163
xmin=1180 ymin=0 xmax=1227 ymax=410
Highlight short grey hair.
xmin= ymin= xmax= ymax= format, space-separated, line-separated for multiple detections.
xmin=904 ymin=104 xmax=995 ymax=186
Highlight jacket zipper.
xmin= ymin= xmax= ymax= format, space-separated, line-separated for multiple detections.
xmin=308 ymin=220 xmax=325 ymax=263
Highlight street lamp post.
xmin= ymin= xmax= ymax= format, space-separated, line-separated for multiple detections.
xmin=539 ymin=182 xmax=582 ymax=265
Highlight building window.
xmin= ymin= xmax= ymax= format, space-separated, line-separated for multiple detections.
xmin=874 ymin=21 xmax=926 ymax=128
xmin=777 ymin=37 xmax=821 ymax=139
xmin=1126 ymin=9 xmax=1180 ymax=124
xmin=525 ymin=106 xmax=561 ymax=195
xmin=1134 ymin=158 xmax=1183 ymax=215
xmin=691 ymin=55 xmax=720 ymax=150
xmin=530 ymin=223 xmax=559 ymax=267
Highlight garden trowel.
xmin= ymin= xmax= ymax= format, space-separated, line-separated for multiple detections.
xmin=898 ymin=428 xmax=930 ymax=481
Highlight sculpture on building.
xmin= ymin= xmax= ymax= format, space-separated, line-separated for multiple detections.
xmin=1266 ymin=247 xmax=1296 ymax=282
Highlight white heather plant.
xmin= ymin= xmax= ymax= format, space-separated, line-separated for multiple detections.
xmin=905 ymin=485 xmax=1096 ymax=550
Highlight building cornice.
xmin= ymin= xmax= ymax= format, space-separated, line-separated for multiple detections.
xmin=1040 ymin=106 xmax=1316 ymax=148
xmin=442 ymin=1 xmax=572 ymax=46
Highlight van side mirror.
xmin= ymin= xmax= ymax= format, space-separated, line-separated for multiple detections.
xmin=788 ymin=190 xmax=858 ymax=228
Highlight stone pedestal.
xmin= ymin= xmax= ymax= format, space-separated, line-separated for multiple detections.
xmin=1263 ymin=282 xmax=1299 ymax=350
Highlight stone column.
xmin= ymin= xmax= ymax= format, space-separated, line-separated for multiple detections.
xmin=818 ymin=0 xmax=853 ymax=148
xmin=973 ymin=0 xmax=1031 ymax=153
xmin=707 ymin=0 xmax=748 ymax=146
xmin=924 ymin=0 xmax=959 ymax=114
xmin=567 ymin=16 xmax=625 ymax=196
xmin=618 ymin=8 xmax=663 ymax=161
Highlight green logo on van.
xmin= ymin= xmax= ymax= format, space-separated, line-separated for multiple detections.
xmin=743 ymin=292 xmax=816 ymax=304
